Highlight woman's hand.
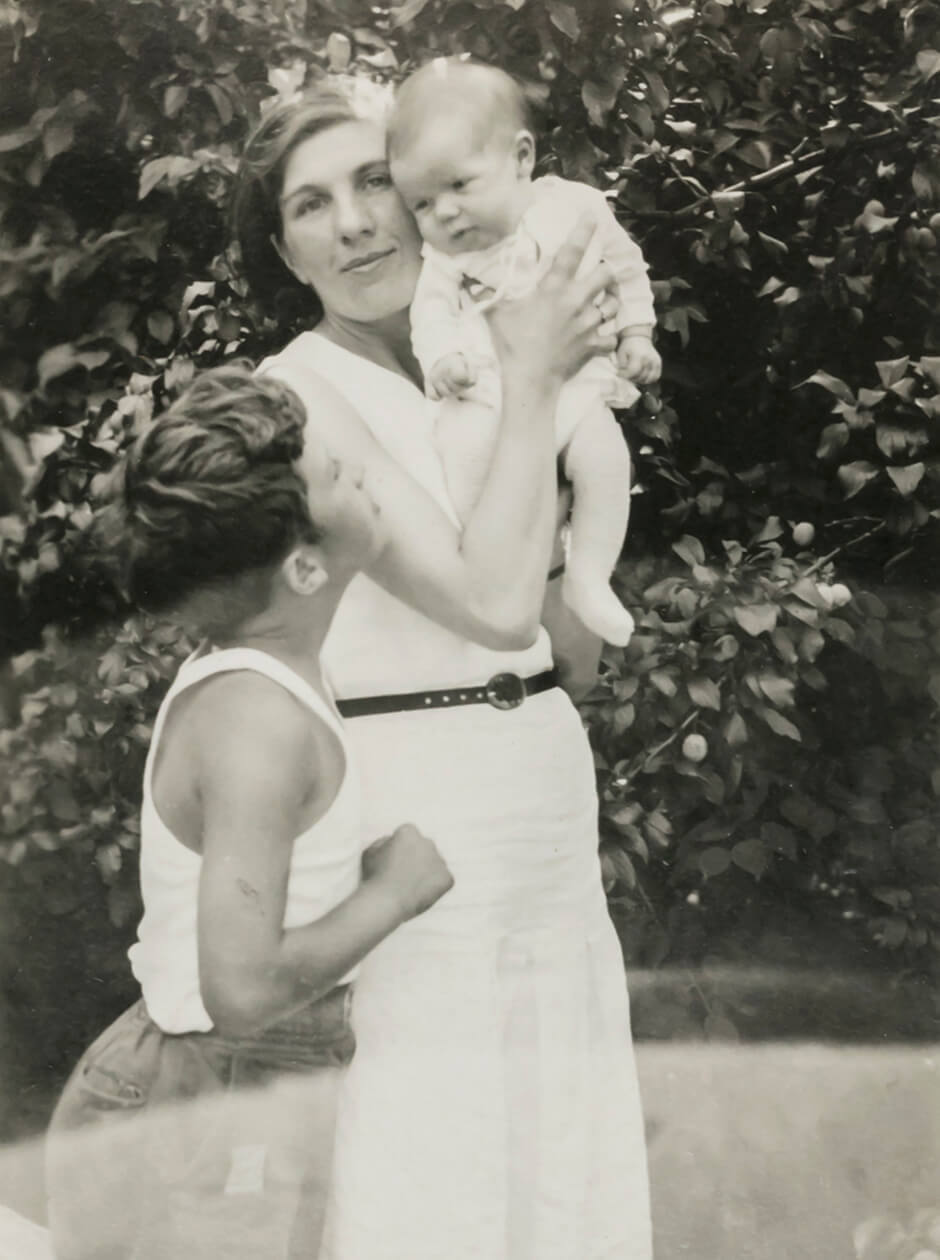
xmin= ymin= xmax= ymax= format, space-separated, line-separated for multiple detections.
xmin=486 ymin=218 xmax=619 ymax=389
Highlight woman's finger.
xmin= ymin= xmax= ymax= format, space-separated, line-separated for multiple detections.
xmin=599 ymin=294 xmax=619 ymax=322
xmin=547 ymin=216 xmax=601 ymax=282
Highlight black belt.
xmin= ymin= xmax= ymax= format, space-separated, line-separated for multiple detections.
xmin=336 ymin=668 xmax=559 ymax=719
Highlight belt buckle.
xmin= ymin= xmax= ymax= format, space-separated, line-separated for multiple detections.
xmin=485 ymin=672 xmax=525 ymax=711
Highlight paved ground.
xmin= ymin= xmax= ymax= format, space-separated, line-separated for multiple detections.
xmin=2 ymin=1040 xmax=938 ymax=1259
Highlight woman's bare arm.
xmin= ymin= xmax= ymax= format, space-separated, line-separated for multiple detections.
xmin=541 ymin=572 xmax=604 ymax=702
xmin=282 ymin=221 xmax=618 ymax=648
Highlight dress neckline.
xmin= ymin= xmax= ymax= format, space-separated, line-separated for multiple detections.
xmin=300 ymin=329 xmax=424 ymax=398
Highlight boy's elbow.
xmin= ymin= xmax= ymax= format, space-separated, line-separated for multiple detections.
xmin=201 ymin=980 xmax=272 ymax=1039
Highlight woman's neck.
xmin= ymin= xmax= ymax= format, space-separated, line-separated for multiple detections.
xmin=316 ymin=309 xmax=423 ymax=387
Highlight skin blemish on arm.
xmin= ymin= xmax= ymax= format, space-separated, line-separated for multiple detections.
xmin=237 ymin=878 xmax=264 ymax=913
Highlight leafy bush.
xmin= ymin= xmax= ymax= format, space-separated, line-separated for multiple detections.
xmin=1 ymin=0 xmax=939 ymax=1078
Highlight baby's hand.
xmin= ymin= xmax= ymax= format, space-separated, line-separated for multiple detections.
xmin=429 ymin=353 xmax=477 ymax=399
xmin=616 ymin=334 xmax=662 ymax=385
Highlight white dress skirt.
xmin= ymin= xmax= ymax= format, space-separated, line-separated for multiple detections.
xmin=260 ymin=334 xmax=652 ymax=1260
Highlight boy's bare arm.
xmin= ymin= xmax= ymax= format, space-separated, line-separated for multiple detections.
xmin=193 ymin=676 xmax=451 ymax=1036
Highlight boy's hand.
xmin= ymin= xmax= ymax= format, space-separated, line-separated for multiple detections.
xmin=430 ymin=353 xmax=477 ymax=399
xmin=362 ymin=823 xmax=454 ymax=922
xmin=616 ymin=334 xmax=661 ymax=385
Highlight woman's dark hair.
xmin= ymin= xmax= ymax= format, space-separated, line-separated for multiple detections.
xmin=232 ymin=86 xmax=362 ymax=323
xmin=99 ymin=363 xmax=319 ymax=617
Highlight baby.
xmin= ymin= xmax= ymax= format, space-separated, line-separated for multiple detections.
xmin=388 ymin=58 xmax=661 ymax=647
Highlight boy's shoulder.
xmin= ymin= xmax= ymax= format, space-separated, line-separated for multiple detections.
xmin=182 ymin=669 xmax=320 ymax=776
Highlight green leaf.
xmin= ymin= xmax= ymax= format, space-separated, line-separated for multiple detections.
xmin=731 ymin=838 xmax=767 ymax=877
xmin=837 ymin=460 xmax=879 ymax=498
xmin=672 ymin=535 xmax=705 ymax=567
xmin=918 ymin=356 xmax=940 ymax=390
xmin=139 ymin=155 xmax=200 ymax=200
xmin=816 ymin=421 xmax=849 ymax=460
xmin=886 ymin=463 xmax=925 ymax=495
xmin=799 ymin=370 xmax=855 ymax=403
xmin=649 ymin=670 xmax=678 ymax=697
xmin=37 ymin=344 xmax=110 ymax=388
xmin=733 ymin=604 xmax=778 ymax=636
xmin=738 ymin=139 xmax=772 ymax=169
xmin=875 ymin=357 xmax=910 ymax=388
xmin=206 ymin=84 xmax=234 ymax=126
xmin=758 ymin=675 xmax=794 ymax=707
xmin=762 ymin=708 xmax=801 ymax=741
xmin=42 ymin=119 xmax=74 ymax=161
xmin=582 ymin=79 xmax=619 ymax=126
xmin=164 ymin=84 xmax=189 ymax=117
xmin=546 ymin=0 xmax=580 ymax=39
xmin=699 ymin=846 xmax=731 ymax=878
xmin=0 ymin=125 xmax=40 ymax=153
xmin=687 ymin=677 xmax=721 ymax=710
xmin=916 ymin=49 xmax=940 ymax=80
xmin=147 ymin=311 xmax=175 ymax=343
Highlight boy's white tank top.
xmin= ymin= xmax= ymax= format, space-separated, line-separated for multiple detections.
xmin=128 ymin=647 xmax=362 ymax=1034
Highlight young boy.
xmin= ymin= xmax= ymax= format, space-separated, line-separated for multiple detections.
xmin=45 ymin=365 xmax=453 ymax=1260
xmin=388 ymin=58 xmax=661 ymax=648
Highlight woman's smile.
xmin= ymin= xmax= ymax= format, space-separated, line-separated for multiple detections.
xmin=341 ymin=247 xmax=397 ymax=274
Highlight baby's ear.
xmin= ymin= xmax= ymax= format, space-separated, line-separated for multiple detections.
xmin=514 ymin=130 xmax=536 ymax=178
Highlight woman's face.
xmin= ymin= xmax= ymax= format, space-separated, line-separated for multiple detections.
xmin=277 ymin=119 xmax=423 ymax=325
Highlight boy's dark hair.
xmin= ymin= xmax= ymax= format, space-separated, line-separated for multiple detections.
xmin=99 ymin=363 xmax=318 ymax=616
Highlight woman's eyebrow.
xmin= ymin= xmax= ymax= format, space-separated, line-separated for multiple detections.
xmin=281 ymin=161 xmax=389 ymax=208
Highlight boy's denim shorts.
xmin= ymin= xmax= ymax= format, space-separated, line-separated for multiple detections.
xmin=45 ymin=988 xmax=355 ymax=1260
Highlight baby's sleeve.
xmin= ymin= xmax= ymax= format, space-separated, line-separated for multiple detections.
xmin=409 ymin=257 xmax=467 ymax=393
xmin=577 ymin=183 xmax=656 ymax=331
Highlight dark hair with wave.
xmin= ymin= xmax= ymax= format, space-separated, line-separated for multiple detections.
xmin=99 ymin=363 xmax=318 ymax=620
xmin=232 ymin=86 xmax=361 ymax=323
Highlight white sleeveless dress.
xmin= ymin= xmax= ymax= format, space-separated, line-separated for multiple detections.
xmin=260 ymin=334 xmax=652 ymax=1260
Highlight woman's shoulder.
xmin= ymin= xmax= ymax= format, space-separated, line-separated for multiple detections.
xmin=257 ymin=334 xmax=367 ymax=425
xmin=257 ymin=329 xmax=323 ymax=385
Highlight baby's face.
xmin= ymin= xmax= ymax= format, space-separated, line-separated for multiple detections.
xmin=390 ymin=118 xmax=532 ymax=255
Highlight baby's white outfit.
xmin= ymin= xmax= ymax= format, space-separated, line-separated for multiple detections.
xmin=411 ymin=175 xmax=655 ymax=646
xmin=410 ymin=174 xmax=656 ymax=443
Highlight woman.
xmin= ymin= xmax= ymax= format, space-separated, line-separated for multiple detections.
xmin=234 ymin=84 xmax=652 ymax=1260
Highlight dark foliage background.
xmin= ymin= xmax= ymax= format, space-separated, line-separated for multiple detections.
xmin=1 ymin=0 xmax=939 ymax=1125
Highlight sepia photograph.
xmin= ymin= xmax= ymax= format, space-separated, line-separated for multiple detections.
xmin=1 ymin=0 xmax=939 ymax=1256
